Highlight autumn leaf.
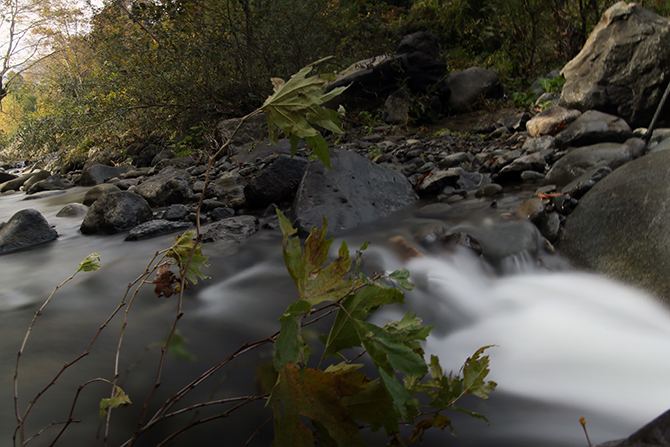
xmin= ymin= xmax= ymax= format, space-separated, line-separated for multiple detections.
xmin=167 ymin=230 xmax=210 ymax=286
xmin=152 ymin=263 xmax=179 ymax=298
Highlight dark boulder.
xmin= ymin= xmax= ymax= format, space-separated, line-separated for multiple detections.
xmin=561 ymin=150 xmax=670 ymax=301
xmin=554 ymin=110 xmax=632 ymax=150
xmin=201 ymin=215 xmax=259 ymax=244
xmin=445 ymin=67 xmax=502 ymax=113
xmin=292 ymin=151 xmax=418 ymax=235
xmin=0 ymin=209 xmax=58 ymax=254
xmin=80 ymin=191 xmax=153 ymax=235
xmin=22 ymin=170 xmax=51 ymax=191
xmin=78 ymin=165 xmax=131 ymax=186
xmin=83 ymin=184 xmax=122 ymax=206
xmin=244 ymin=155 xmax=308 ymax=208
xmin=25 ymin=174 xmax=73 ymax=194
xmin=134 ymin=167 xmax=193 ymax=207
xmin=125 ymin=219 xmax=192 ymax=241
xmin=596 ymin=408 xmax=670 ymax=447
xmin=0 ymin=171 xmax=16 ymax=183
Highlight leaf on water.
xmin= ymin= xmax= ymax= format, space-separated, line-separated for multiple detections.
xmin=153 ymin=263 xmax=179 ymax=298
xmin=269 ymin=363 xmax=368 ymax=447
xmin=99 ymin=385 xmax=131 ymax=419
xmin=261 ymin=57 xmax=348 ymax=169
xmin=77 ymin=253 xmax=101 ymax=272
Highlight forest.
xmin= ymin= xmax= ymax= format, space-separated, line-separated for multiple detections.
xmin=1 ymin=0 xmax=670 ymax=161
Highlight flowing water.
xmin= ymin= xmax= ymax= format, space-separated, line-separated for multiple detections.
xmin=1 ymin=186 xmax=669 ymax=446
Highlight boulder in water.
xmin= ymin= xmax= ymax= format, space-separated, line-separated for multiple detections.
xmin=0 ymin=209 xmax=58 ymax=254
xmin=561 ymin=150 xmax=670 ymax=300
xmin=80 ymin=191 xmax=153 ymax=235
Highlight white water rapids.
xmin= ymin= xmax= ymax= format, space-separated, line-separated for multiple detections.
xmin=1 ymin=186 xmax=669 ymax=446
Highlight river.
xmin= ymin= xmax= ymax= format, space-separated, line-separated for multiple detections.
xmin=1 ymin=185 xmax=669 ymax=446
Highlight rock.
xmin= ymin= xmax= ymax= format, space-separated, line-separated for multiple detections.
xmin=244 ymin=154 xmax=308 ymax=208
xmin=0 ymin=209 xmax=58 ymax=254
xmin=216 ymin=113 xmax=269 ymax=156
xmin=382 ymin=88 xmax=411 ymax=125
xmin=83 ymin=184 xmax=122 ymax=206
xmin=325 ymin=31 xmax=448 ymax=110
xmin=135 ymin=167 xmax=193 ymax=207
xmin=595 ymin=408 xmax=670 ymax=447
xmin=164 ymin=204 xmax=190 ymax=221
xmin=293 ymin=151 xmax=417 ymax=235
xmin=0 ymin=171 xmax=16 ymax=183
xmin=1 ymin=173 xmax=33 ymax=192
xmin=416 ymin=168 xmax=462 ymax=195
xmin=25 ymin=174 xmax=73 ymax=194
xmin=545 ymin=138 xmax=644 ymax=188
xmin=201 ymin=215 xmax=259 ymax=244
xmin=80 ymin=192 xmax=153 ymax=235
xmin=155 ymin=155 xmax=199 ymax=171
xmin=554 ymin=110 xmax=632 ymax=149
xmin=131 ymin=143 xmax=161 ymax=168
xmin=561 ymin=150 xmax=670 ymax=300
xmin=522 ymin=135 xmax=556 ymax=154
xmin=79 ymin=165 xmax=131 ymax=186
xmin=560 ymin=2 xmax=670 ymax=128
xmin=56 ymin=203 xmax=89 ymax=217
xmin=538 ymin=211 xmax=562 ymax=243
xmin=497 ymin=152 xmax=547 ymax=183
xmin=516 ymin=197 xmax=545 ymax=222
xmin=209 ymin=207 xmax=235 ymax=221
xmin=445 ymin=67 xmax=502 ymax=113
xmin=526 ymin=106 xmax=581 ymax=137
xmin=125 ymin=219 xmax=192 ymax=241
xmin=475 ymin=183 xmax=503 ymax=198
xmin=22 ymin=170 xmax=51 ymax=191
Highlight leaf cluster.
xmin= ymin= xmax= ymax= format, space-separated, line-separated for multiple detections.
xmin=268 ymin=210 xmax=496 ymax=446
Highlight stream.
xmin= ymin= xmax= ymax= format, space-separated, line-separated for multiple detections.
xmin=1 ymin=186 xmax=669 ymax=446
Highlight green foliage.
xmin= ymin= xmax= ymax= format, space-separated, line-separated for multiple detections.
xmin=261 ymin=57 xmax=347 ymax=169
xmin=539 ymin=75 xmax=566 ymax=94
xmin=76 ymin=253 xmax=101 ymax=273
xmin=169 ymin=125 xmax=210 ymax=158
xmin=164 ymin=328 xmax=195 ymax=361
xmin=166 ymin=230 xmax=210 ymax=286
xmin=99 ymin=385 xmax=132 ymax=419
xmin=269 ymin=210 xmax=496 ymax=445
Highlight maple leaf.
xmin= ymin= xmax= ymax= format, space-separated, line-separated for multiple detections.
xmin=99 ymin=385 xmax=131 ymax=419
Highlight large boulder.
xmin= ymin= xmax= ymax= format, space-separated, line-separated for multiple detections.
xmin=292 ymin=151 xmax=418 ymax=234
xmin=80 ymin=191 xmax=153 ymax=235
xmin=596 ymin=408 xmax=670 ymax=447
xmin=25 ymin=174 xmax=73 ymax=194
xmin=554 ymin=110 xmax=632 ymax=150
xmin=560 ymin=2 xmax=670 ymax=128
xmin=0 ymin=209 xmax=58 ymax=254
xmin=324 ymin=31 xmax=448 ymax=110
xmin=134 ymin=167 xmax=193 ymax=207
xmin=561 ymin=150 xmax=670 ymax=300
xmin=244 ymin=154 xmax=308 ymax=208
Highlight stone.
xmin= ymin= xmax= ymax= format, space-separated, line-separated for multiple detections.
xmin=382 ymin=88 xmax=411 ymax=125
xmin=216 ymin=113 xmax=270 ymax=156
xmin=135 ymin=167 xmax=193 ymax=207
xmin=125 ymin=219 xmax=192 ymax=241
xmin=79 ymin=165 xmax=131 ymax=186
xmin=516 ymin=197 xmax=545 ymax=222
xmin=445 ymin=67 xmax=502 ymax=113
xmin=244 ymin=154 xmax=308 ymax=208
xmin=25 ymin=174 xmax=73 ymax=194
xmin=416 ymin=168 xmax=462 ymax=195
xmin=561 ymin=150 xmax=670 ymax=300
xmin=522 ymin=135 xmax=556 ymax=154
xmin=83 ymin=183 xmax=122 ymax=206
xmin=293 ymin=151 xmax=417 ymax=235
xmin=560 ymin=2 xmax=670 ymax=128
xmin=595 ymin=408 xmax=670 ymax=447
xmin=475 ymin=183 xmax=503 ymax=198
xmin=0 ymin=171 xmax=16 ymax=183
xmin=526 ymin=106 xmax=581 ymax=137
xmin=1 ymin=173 xmax=32 ymax=192
xmin=497 ymin=152 xmax=547 ymax=183
xmin=201 ymin=215 xmax=259 ymax=244
xmin=0 ymin=209 xmax=58 ymax=254
xmin=554 ymin=110 xmax=632 ymax=149
xmin=545 ymin=138 xmax=644 ymax=188
xmin=164 ymin=204 xmax=190 ymax=221
xmin=80 ymin=191 xmax=153 ymax=235
xmin=22 ymin=170 xmax=51 ymax=190
xmin=56 ymin=203 xmax=89 ymax=218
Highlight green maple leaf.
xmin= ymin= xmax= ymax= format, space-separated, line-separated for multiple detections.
xmin=167 ymin=230 xmax=210 ymax=285
xmin=277 ymin=210 xmax=359 ymax=306
xmin=77 ymin=253 xmax=101 ymax=272
xmin=261 ymin=56 xmax=348 ymax=169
